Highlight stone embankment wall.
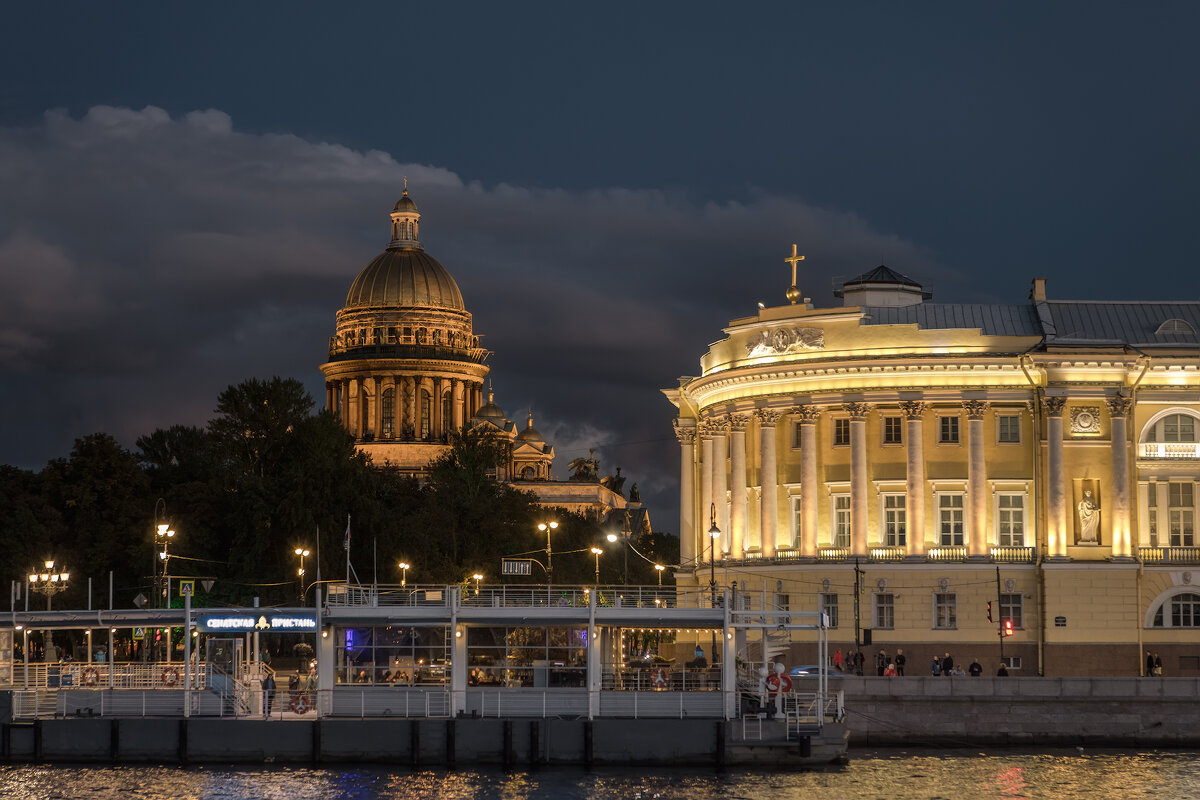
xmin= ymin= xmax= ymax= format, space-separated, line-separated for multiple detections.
xmin=833 ymin=676 xmax=1200 ymax=747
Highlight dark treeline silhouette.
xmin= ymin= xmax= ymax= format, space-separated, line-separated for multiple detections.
xmin=1 ymin=377 xmax=675 ymax=610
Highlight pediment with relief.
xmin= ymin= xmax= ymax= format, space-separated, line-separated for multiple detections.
xmin=745 ymin=327 xmax=825 ymax=356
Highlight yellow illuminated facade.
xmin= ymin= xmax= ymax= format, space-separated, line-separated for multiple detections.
xmin=665 ymin=263 xmax=1200 ymax=677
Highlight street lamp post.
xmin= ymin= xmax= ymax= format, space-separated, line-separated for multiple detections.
xmin=29 ymin=561 xmax=69 ymax=610
xmin=398 ymin=561 xmax=410 ymax=587
xmin=605 ymin=514 xmax=633 ymax=585
xmin=152 ymin=499 xmax=175 ymax=609
xmin=472 ymin=573 xmax=483 ymax=595
xmin=294 ymin=547 xmax=310 ymax=605
xmin=537 ymin=521 xmax=558 ymax=585
xmin=654 ymin=563 xmax=665 ymax=586
xmin=590 ymin=547 xmax=603 ymax=586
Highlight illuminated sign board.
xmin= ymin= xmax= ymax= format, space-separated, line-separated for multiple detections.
xmin=195 ymin=612 xmax=318 ymax=633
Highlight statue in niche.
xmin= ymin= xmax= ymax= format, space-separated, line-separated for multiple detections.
xmin=1077 ymin=489 xmax=1100 ymax=543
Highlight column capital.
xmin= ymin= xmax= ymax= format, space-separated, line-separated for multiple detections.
xmin=1043 ymin=397 xmax=1067 ymax=416
xmin=673 ymin=421 xmax=697 ymax=446
xmin=842 ymin=402 xmax=871 ymax=420
xmin=708 ymin=415 xmax=731 ymax=434
xmin=790 ymin=405 xmax=822 ymax=424
xmin=898 ymin=400 xmax=927 ymax=420
xmin=730 ymin=413 xmax=751 ymax=432
xmin=754 ymin=408 xmax=784 ymax=427
xmin=1106 ymin=396 xmax=1133 ymax=418
xmin=962 ymin=400 xmax=989 ymax=420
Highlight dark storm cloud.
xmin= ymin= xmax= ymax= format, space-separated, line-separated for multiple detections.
xmin=0 ymin=105 xmax=940 ymax=529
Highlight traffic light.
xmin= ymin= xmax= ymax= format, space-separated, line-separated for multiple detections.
xmin=986 ymin=601 xmax=993 ymax=623
xmin=1003 ymin=619 xmax=1014 ymax=636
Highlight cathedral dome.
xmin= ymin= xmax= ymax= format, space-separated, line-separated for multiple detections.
xmin=341 ymin=189 xmax=466 ymax=311
xmin=517 ymin=412 xmax=544 ymax=443
xmin=343 ymin=249 xmax=465 ymax=310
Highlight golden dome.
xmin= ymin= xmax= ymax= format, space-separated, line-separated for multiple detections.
xmin=343 ymin=249 xmax=465 ymax=310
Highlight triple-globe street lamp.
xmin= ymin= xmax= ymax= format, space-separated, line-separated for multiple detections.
xmin=537 ymin=521 xmax=558 ymax=585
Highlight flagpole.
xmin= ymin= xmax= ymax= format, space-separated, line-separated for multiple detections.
xmin=345 ymin=514 xmax=351 ymax=587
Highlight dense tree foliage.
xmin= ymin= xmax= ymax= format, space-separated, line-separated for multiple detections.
xmin=0 ymin=377 xmax=676 ymax=610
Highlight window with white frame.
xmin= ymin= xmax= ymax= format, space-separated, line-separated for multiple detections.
xmin=832 ymin=494 xmax=851 ymax=548
xmin=1152 ymin=593 xmax=1200 ymax=627
xmin=934 ymin=593 xmax=957 ymax=629
xmin=882 ymin=416 xmax=903 ymax=445
xmin=939 ymin=415 xmax=960 ymax=444
xmin=997 ymin=414 xmax=1021 ymax=443
xmin=938 ymin=493 xmax=965 ymax=546
xmin=1146 ymin=413 xmax=1198 ymax=443
xmin=1169 ymin=482 xmax=1195 ymax=547
xmin=820 ymin=593 xmax=839 ymax=628
xmin=874 ymin=593 xmax=894 ymax=629
xmin=996 ymin=494 xmax=1025 ymax=547
xmin=1000 ymin=592 xmax=1023 ymax=628
xmin=882 ymin=494 xmax=906 ymax=547
xmin=833 ymin=418 xmax=850 ymax=446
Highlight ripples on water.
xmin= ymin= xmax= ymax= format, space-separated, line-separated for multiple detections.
xmin=2 ymin=750 xmax=1198 ymax=800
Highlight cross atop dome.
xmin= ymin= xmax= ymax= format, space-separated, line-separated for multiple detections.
xmin=784 ymin=243 xmax=807 ymax=305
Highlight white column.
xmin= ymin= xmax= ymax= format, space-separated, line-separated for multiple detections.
xmin=755 ymin=409 xmax=782 ymax=557
xmin=340 ymin=381 xmax=351 ymax=431
xmin=845 ymin=402 xmax=871 ymax=555
xmin=700 ymin=424 xmax=714 ymax=561
xmin=965 ymin=400 xmax=989 ymax=557
xmin=711 ymin=417 xmax=730 ymax=554
xmin=1045 ymin=397 xmax=1067 ymax=558
xmin=1108 ymin=396 xmax=1133 ymax=558
xmin=794 ymin=407 xmax=821 ymax=557
xmin=675 ymin=424 xmax=697 ymax=568
xmin=452 ymin=379 xmax=465 ymax=431
xmin=729 ymin=414 xmax=749 ymax=559
xmin=900 ymin=401 xmax=926 ymax=557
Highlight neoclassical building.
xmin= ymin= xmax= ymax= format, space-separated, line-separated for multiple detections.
xmin=665 ymin=260 xmax=1200 ymax=677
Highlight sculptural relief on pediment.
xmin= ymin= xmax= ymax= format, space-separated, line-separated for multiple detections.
xmin=745 ymin=327 xmax=825 ymax=357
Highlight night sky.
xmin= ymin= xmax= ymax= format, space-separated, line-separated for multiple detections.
xmin=3 ymin=3 xmax=1199 ymax=532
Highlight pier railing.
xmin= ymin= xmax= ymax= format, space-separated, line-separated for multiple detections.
xmin=326 ymin=584 xmax=709 ymax=609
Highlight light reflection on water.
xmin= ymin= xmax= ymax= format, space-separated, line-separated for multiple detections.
xmin=2 ymin=750 xmax=1198 ymax=800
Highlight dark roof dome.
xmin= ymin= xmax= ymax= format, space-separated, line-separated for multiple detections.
xmin=393 ymin=192 xmax=418 ymax=213
xmin=343 ymin=250 xmax=464 ymax=310
xmin=517 ymin=412 xmax=544 ymax=443
xmin=473 ymin=387 xmax=508 ymax=423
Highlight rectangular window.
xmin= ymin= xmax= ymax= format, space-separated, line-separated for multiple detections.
xmin=998 ymin=414 xmax=1021 ymax=443
xmin=793 ymin=422 xmax=803 ymax=449
xmin=997 ymin=494 xmax=1025 ymax=547
xmin=874 ymin=593 xmax=895 ymax=629
xmin=938 ymin=494 xmax=965 ymax=546
xmin=939 ymin=415 xmax=960 ymax=444
xmin=934 ymin=593 xmax=957 ymax=629
xmin=833 ymin=418 xmax=850 ymax=446
xmin=1001 ymin=656 xmax=1022 ymax=670
xmin=833 ymin=495 xmax=851 ymax=548
xmin=883 ymin=416 xmax=903 ymax=445
xmin=1169 ymin=482 xmax=1195 ymax=547
xmin=819 ymin=593 xmax=839 ymax=628
xmin=1000 ymin=593 xmax=1023 ymax=629
xmin=883 ymin=494 xmax=906 ymax=547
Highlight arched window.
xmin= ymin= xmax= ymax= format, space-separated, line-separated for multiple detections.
xmin=1156 ymin=318 xmax=1196 ymax=335
xmin=420 ymin=390 xmax=432 ymax=438
xmin=1145 ymin=413 xmax=1198 ymax=443
xmin=1152 ymin=592 xmax=1200 ymax=627
xmin=442 ymin=391 xmax=453 ymax=432
xmin=381 ymin=388 xmax=395 ymax=439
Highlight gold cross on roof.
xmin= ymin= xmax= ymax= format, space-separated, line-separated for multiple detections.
xmin=784 ymin=243 xmax=805 ymax=284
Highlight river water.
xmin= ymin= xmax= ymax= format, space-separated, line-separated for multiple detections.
xmin=2 ymin=750 xmax=1197 ymax=799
